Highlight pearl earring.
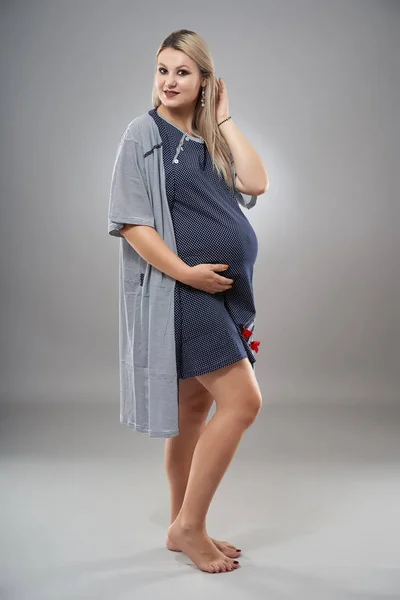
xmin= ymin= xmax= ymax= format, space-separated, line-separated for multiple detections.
xmin=201 ymin=87 xmax=205 ymax=107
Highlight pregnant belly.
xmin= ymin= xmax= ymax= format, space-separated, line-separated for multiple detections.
xmin=175 ymin=217 xmax=258 ymax=268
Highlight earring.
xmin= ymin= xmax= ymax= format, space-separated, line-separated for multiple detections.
xmin=201 ymin=86 xmax=205 ymax=107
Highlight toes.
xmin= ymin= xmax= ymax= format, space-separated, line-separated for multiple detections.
xmin=219 ymin=540 xmax=239 ymax=552
xmin=221 ymin=547 xmax=241 ymax=558
xmin=221 ymin=541 xmax=235 ymax=548
xmin=208 ymin=560 xmax=237 ymax=573
xmin=224 ymin=559 xmax=234 ymax=571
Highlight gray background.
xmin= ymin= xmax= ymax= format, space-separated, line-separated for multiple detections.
xmin=1 ymin=0 xmax=398 ymax=404
xmin=1 ymin=1 xmax=399 ymax=599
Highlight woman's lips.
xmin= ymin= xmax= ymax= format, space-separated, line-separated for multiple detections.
xmin=164 ymin=91 xmax=179 ymax=97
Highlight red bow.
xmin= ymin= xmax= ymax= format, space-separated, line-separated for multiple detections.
xmin=241 ymin=327 xmax=261 ymax=353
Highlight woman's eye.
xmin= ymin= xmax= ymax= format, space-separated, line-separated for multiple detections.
xmin=159 ymin=68 xmax=188 ymax=76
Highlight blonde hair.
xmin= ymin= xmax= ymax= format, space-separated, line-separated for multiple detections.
xmin=151 ymin=29 xmax=235 ymax=191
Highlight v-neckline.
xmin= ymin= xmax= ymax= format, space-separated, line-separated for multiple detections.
xmin=152 ymin=107 xmax=204 ymax=143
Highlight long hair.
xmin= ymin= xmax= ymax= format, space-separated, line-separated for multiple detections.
xmin=151 ymin=29 xmax=235 ymax=191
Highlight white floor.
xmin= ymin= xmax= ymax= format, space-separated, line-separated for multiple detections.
xmin=1 ymin=401 xmax=399 ymax=599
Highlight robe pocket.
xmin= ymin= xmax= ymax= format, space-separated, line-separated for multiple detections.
xmin=122 ymin=251 xmax=148 ymax=294
xmin=123 ymin=267 xmax=171 ymax=294
xmin=122 ymin=271 xmax=145 ymax=295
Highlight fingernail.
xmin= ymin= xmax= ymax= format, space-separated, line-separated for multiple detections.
xmin=236 ymin=548 xmax=241 ymax=552
xmin=233 ymin=560 xmax=239 ymax=564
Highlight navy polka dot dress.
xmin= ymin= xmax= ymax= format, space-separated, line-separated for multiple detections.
xmin=149 ymin=107 xmax=259 ymax=380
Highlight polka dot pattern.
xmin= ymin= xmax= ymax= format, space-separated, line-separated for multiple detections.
xmin=149 ymin=108 xmax=259 ymax=379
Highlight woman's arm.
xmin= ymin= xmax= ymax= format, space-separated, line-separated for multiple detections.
xmin=219 ymin=118 xmax=269 ymax=196
xmin=235 ymin=172 xmax=269 ymax=196
xmin=120 ymin=224 xmax=191 ymax=284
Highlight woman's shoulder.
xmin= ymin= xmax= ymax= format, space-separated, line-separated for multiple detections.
xmin=120 ymin=109 xmax=157 ymax=144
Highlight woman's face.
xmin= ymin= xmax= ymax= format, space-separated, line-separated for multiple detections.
xmin=156 ymin=48 xmax=203 ymax=109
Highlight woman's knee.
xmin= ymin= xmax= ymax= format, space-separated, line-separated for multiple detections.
xmin=231 ymin=391 xmax=262 ymax=428
xmin=195 ymin=358 xmax=262 ymax=427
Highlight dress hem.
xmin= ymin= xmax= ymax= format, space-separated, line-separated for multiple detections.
xmin=180 ymin=352 xmax=255 ymax=380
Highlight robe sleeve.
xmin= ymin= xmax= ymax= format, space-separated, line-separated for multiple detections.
xmin=231 ymin=161 xmax=258 ymax=210
xmin=108 ymin=130 xmax=155 ymax=237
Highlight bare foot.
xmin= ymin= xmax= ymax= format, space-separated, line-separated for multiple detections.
xmin=167 ymin=520 xmax=240 ymax=573
xmin=166 ymin=534 xmax=241 ymax=558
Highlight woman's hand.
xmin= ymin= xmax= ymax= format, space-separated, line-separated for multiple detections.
xmin=215 ymin=78 xmax=230 ymax=123
xmin=181 ymin=263 xmax=234 ymax=294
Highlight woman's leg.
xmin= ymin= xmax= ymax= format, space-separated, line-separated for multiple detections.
xmin=168 ymin=357 xmax=262 ymax=573
xmin=164 ymin=376 xmax=213 ymax=525
xmin=164 ymin=377 xmax=241 ymax=557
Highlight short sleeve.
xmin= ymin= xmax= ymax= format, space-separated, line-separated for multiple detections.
xmin=231 ymin=161 xmax=258 ymax=210
xmin=108 ymin=131 xmax=155 ymax=238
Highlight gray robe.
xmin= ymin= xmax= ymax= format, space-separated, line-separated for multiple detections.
xmin=108 ymin=111 xmax=258 ymax=437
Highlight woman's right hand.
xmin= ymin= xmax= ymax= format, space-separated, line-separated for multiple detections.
xmin=182 ymin=264 xmax=234 ymax=294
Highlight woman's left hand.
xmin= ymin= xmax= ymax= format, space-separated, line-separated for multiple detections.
xmin=216 ymin=78 xmax=230 ymax=123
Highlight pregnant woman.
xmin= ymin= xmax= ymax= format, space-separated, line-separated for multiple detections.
xmin=108 ymin=29 xmax=269 ymax=574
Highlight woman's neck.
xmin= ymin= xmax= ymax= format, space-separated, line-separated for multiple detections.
xmin=156 ymin=105 xmax=196 ymax=137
